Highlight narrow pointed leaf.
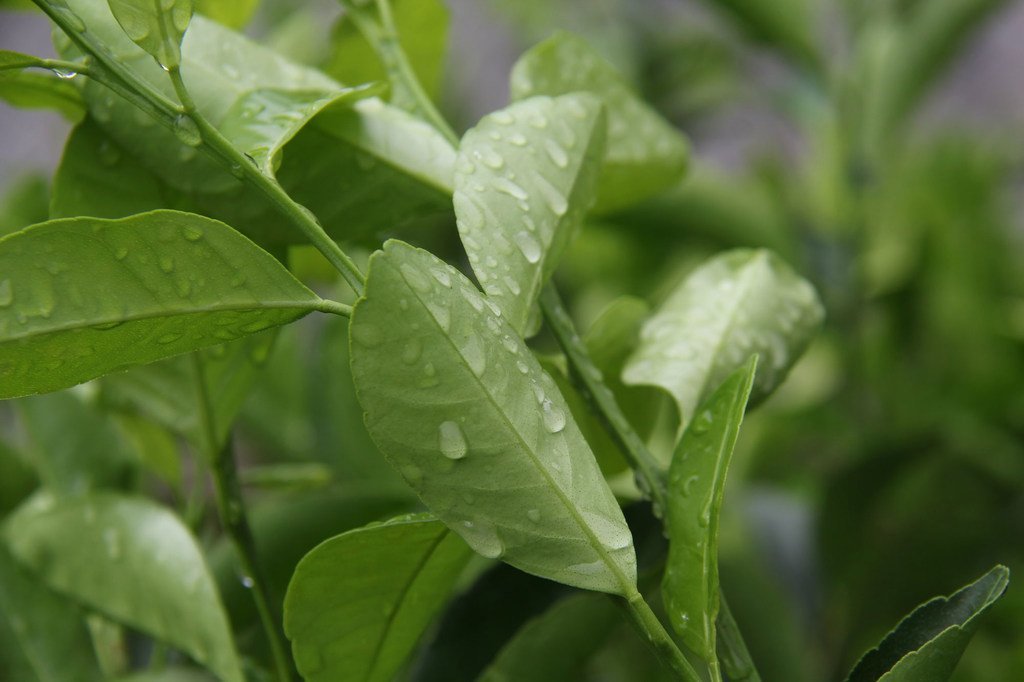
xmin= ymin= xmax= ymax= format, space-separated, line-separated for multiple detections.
xmin=623 ymin=249 xmax=823 ymax=428
xmin=662 ymin=357 xmax=757 ymax=661
xmin=107 ymin=0 xmax=193 ymax=69
xmin=510 ymin=32 xmax=689 ymax=212
xmin=846 ymin=565 xmax=1010 ymax=682
xmin=0 ymin=545 xmax=104 ymax=682
xmin=0 ymin=210 xmax=325 ymax=399
xmin=454 ymin=94 xmax=605 ymax=336
xmin=284 ymin=514 xmax=473 ymax=682
xmin=350 ymin=240 xmax=637 ymax=594
xmin=5 ymin=493 xmax=245 ymax=682
xmin=478 ymin=594 xmax=620 ymax=682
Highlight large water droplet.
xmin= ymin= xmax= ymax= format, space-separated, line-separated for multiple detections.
xmin=493 ymin=177 xmax=529 ymax=201
xmin=583 ymin=512 xmax=632 ymax=550
xmin=430 ymin=267 xmax=452 ymax=288
xmin=690 ymin=409 xmax=713 ymax=435
xmin=533 ymin=172 xmax=568 ymax=216
xmin=173 ymin=114 xmax=201 ymax=147
xmin=426 ymin=301 xmax=450 ymax=331
xmin=438 ymin=420 xmax=467 ymax=459
xmin=460 ymin=520 xmax=504 ymax=558
xmin=460 ymin=335 xmax=486 ymax=377
xmin=544 ymin=139 xmax=569 ymax=168
xmin=476 ymin=147 xmax=505 ymax=170
xmin=400 ymin=263 xmax=432 ymax=294
xmin=514 ymin=230 xmax=542 ymax=264
xmin=182 ymin=225 xmax=203 ymax=241
xmin=682 ymin=475 xmax=699 ymax=497
xmin=541 ymin=399 xmax=566 ymax=433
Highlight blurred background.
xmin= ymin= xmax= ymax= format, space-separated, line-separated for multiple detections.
xmin=2 ymin=0 xmax=1023 ymax=680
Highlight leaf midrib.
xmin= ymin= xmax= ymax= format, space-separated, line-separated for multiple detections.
xmin=395 ymin=257 xmax=633 ymax=594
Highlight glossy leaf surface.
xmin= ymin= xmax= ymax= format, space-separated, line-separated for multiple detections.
xmin=623 ymin=249 xmax=823 ymax=428
xmin=0 ymin=68 xmax=84 ymax=121
xmin=846 ymin=565 xmax=1010 ymax=682
xmin=510 ymin=32 xmax=689 ymax=212
xmin=106 ymin=0 xmax=193 ymax=69
xmin=0 ymin=545 xmax=104 ymax=682
xmin=454 ymin=94 xmax=605 ymax=336
xmin=284 ymin=514 xmax=473 ymax=682
xmin=478 ymin=594 xmax=620 ymax=682
xmin=662 ymin=357 xmax=757 ymax=661
xmin=349 ymin=240 xmax=637 ymax=594
xmin=0 ymin=210 xmax=323 ymax=399
xmin=5 ymin=493 xmax=244 ymax=682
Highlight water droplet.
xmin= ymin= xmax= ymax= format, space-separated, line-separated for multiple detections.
xmin=509 ymin=132 xmax=527 ymax=146
xmin=159 ymin=256 xmax=174 ymax=273
xmin=514 ymin=231 xmax=542 ymax=264
xmin=490 ymin=110 xmax=514 ymax=125
xmin=430 ymin=267 xmax=451 ymax=288
xmin=691 ymin=409 xmax=713 ymax=435
xmin=682 ymin=475 xmax=699 ymax=497
xmin=541 ymin=399 xmax=565 ymax=433
xmin=500 ymin=335 xmax=518 ymax=354
xmin=503 ymin=276 xmax=521 ymax=295
xmin=475 ymin=147 xmax=505 ymax=170
xmin=524 ymin=508 xmax=542 ymax=524
xmin=493 ymin=177 xmax=529 ymax=201
xmin=460 ymin=335 xmax=486 ymax=377
xmin=460 ymin=288 xmax=485 ymax=312
xmin=157 ymin=332 xmax=182 ymax=344
xmin=114 ymin=247 xmax=129 ymax=261
xmin=402 ymin=339 xmax=422 ymax=364
xmin=419 ymin=362 xmax=439 ymax=387
xmin=528 ymin=112 xmax=548 ymax=129
xmin=438 ymin=420 xmax=468 ymax=459
xmin=460 ymin=520 xmax=504 ymax=558
xmin=516 ymin=360 xmax=529 ymax=374
xmin=173 ymin=114 xmax=201 ymax=147
xmin=401 ymin=464 xmax=423 ymax=483
xmin=240 ymin=575 xmax=255 ymax=589
xmin=698 ymin=507 xmax=711 ymax=528
xmin=532 ymin=172 xmax=568 ymax=216
xmin=567 ymin=561 xmax=605 ymax=576
xmin=400 ymin=263 xmax=432 ymax=294
xmin=0 ymin=280 xmax=12 ymax=307
xmin=398 ymin=298 xmax=409 ymax=311
xmin=544 ymin=139 xmax=569 ymax=168
xmin=426 ymin=301 xmax=450 ymax=331
xmin=182 ymin=225 xmax=203 ymax=241
xmin=351 ymin=322 xmax=382 ymax=347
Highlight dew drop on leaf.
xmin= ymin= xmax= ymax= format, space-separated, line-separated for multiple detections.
xmin=541 ymin=399 xmax=566 ymax=433
xmin=173 ymin=114 xmax=201 ymax=147
xmin=460 ymin=520 xmax=504 ymax=559
xmin=402 ymin=339 xmax=422 ymax=365
xmin=514 ymin=230 xmax=542 ymax=264
xmin=526 ymin=508 xmax=541 ymax=523
xmin=438 ymin=421 xmax=468 ymax=460
xmin=400 ymin=263 xmax=432 ymax=294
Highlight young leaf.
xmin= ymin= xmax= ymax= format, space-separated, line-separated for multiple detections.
xmin=510 ymin=32 xmax=689 ymax=212
xmin=454 ymin=94 xmax=605 ymax=336
xmin=478 ymin=594 xmax=620 ymax=682
xmin=623 ymin=249 xmax=823 ymax=429
xmin=0 ymin=68 xmax=85 ymax=121
xmin=846 ymin=565 xmax=1010 ymax=682
xmin=284 ymin=513 xmax=473 ymax=682
xmin=107 ymin=0 xmax=194 ymax=69
xmin=662 ymin=357 xmax=757 ymax=662
xmin=0 ymin=210 xmax=327 ymax=399
xmin=349 ymin=240 xmax=637 ymax=594
xmin=0 ymin=545 xmax=104 ymax=682
xmin=0 ymin=49 xmax=47 ymax=71
xmin=4 ymin=493 xmax=245 ymax=682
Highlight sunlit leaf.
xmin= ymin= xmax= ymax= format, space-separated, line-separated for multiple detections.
xmin=350 ymin=240 xmax=637 ymax=594
xmin=0 ymin=210 xmax=326 ymax=399
xmin=510 ymin=32 xmax=689 ymax=212
xmin=194 ymin=0 xmax=257 ymax=29
xmin=662 ymin=357 xmax=757 ymax=661
xmin=846 ymin=565 xmax=1010 ymax=682
xmin=454 ymin=94 xmax=604 ymax=336
xmin=623 ymin=249 xmax=823 ymax=430
xmin=285 ymin=514 xmax=473 ymax=682
xmin=5 ymin=493 xmax=245 ymax=682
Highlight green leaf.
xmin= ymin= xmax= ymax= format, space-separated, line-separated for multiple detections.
xmin=0 ymin=173 xmax=49 ymax=239
xmin=350 ymin=240 xmax=637 ymax=594
xmin=284 ymin=513 xmax=474 ymax=682
xmin=327 ymin=0 xmax=449 ymax=105
xmin=699 ymin=0 xmax=819 ymax=68
xmin=510 ymin=32 xmax=689 ymax=212
xmin=5 ymin=493 xmax=245 ymax=682
xmin=115 ymin=670 xmax=215 ymax=682
xmin=195 ymin=0 xmax=257 ymax=29
xmin=846 ymin=565 xmax=1010 ymax=682
xmin=0 ymin=210 xmax=326 ymax=399
xmin=0 ymin=69 xmax=85 ymax=121
xmin=623 ymin=249 xmax=823 ymax=429
xmin=662 ymin=357 xmax=757 ymax=662
xmin=18 ymin=390 xmax=138 ymax=495
xmin=107 ymin=0 xmax=193 ymax=69
xmin=0 ymin=49 xmax=46 ymax=71
xmin=100 ymin=332 xmax=277 ymax=451
xmin=454 ymin=94 xmax=605 ymax=336
xmin=478 ymin=593 xmax=620 ymax=682
xmin=0 ymin=544 xmax=104 ymax=682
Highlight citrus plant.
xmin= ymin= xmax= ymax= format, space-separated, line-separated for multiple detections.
xmin=0 ymin=0 xmax=1014 ymax=681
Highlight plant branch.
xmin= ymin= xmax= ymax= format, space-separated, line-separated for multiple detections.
xmin=621 ymin=590 xmax=702 ymax=682
xmin=539 ymin=282 xmax=762 ymax=681
xmin=190 ymin=356 xmax=294 ymax=682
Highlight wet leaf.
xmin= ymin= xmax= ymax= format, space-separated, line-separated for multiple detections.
xmin=454 ymin=94 xmax=605 ymax=336
xmin=349 ymin=240 xmax=637 ymax=594
xmin=107 ymin=0 xmax=194 ymax=69
xmin=0 ymin=210 xmax=325 ymax=399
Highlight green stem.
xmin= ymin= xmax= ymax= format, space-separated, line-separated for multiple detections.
xmin=190 ymin=356 xmax=294 ymax=682
xmin=539 ymin=282 xmax=762 ymax=681
xmin=315 ymin=299 xmax=354 ymax=317
xmin=621 ymin=590 xmax=702 ymax=682
xmin=168 ymin=67 xmax=365 ymax=295
xmin=348 ymin=0 xmax=460 ymax=146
